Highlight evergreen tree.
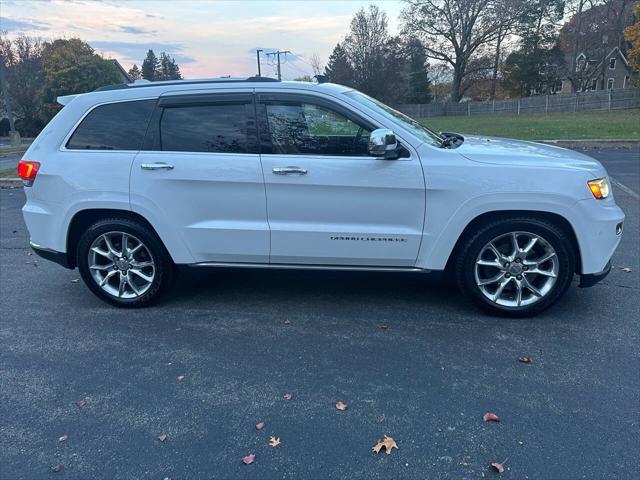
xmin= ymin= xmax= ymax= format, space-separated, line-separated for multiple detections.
xmin=141 ymin=49 xmax=159 ymax=81
xmin=157 ymin=52 xmax=182 ymax=80
xmin=404 ymin=38 xmax=433 ymax=104
xmin=324 ymin=43 xmax=355 ymax=87
xmin=128 ymin=64 xmax=141 ymax=81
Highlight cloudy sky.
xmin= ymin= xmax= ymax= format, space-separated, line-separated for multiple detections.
xmin=1 ymin=0 xmax=404 ymax=79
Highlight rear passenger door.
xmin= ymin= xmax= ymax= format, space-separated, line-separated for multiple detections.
xmin=130 ymin=92 xmax=269 ymax=264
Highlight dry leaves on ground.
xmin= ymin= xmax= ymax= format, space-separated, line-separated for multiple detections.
xmin=372 ymin=435 xmax=398 ymax=455
xmin=51 ymin=464 xmax=63 ymax=473
xmin=283 ymin=393 xmax=292 ymax=401
xmin=269 ymin=436 xmax=281 ymax=447
xmin=491 ymin=461 xmax=506 ymax=473
xmin=75 ymin=399 xmax=86 ymax=409
xmin=377 ymin=325 xmax=389 ymax=330
xmin=255 ymin=422 xmax=265 ymax=430
xmin=58 ymin=434 xmax=68 ymax=443
xmin=177 ymin=375 xmax=185 ymax=381
xmin=283 ymin=319 xmax=291 ymax=325
xmin=242 ymin=453 xmax=255 ymax=465
xmin=518 ymin=356 xmax=533 ymax=364
xmin=158 ymin=434 xmax=168 ymax=442
xmin=622 ymin=267 xmax=632 ymax=272
xmin=335 ymin=401 xmax=348 ymax=411
xmin=483 ymin=412 xmax=500 ymax=422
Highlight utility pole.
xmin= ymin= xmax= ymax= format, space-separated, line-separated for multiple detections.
xmin=256 ymin=49 xmax=262 ymax=77
xmin=266 ymin=50 xmax=291 ymax=81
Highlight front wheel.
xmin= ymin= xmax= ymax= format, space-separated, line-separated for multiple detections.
xmin=77 ymin=218 xmax=174 ymax=307
xmin=455 ymin=217 xmax=576 ymax=317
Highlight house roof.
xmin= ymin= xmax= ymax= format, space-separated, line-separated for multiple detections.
xmin=576 ymin=46 xmax=629 ymax=68
xmin=109 ymin=59 xmax=131 ymax=83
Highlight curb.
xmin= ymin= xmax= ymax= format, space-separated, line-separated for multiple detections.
xmin=0 ymin=178 xmax=22 ymax=188
xmin=539 ymin=139 xmax=639 ymax=149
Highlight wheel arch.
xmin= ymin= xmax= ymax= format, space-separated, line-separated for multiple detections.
xmin=66 ymin=209 xmax=169 ymax=268
xmin=443 ymin=210 xmax=582 ymax=275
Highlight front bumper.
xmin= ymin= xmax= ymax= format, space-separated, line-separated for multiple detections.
xmin=30 ymin=242 xmax=72 ymax=269
xmin=579 ymin=260 xmax=611 ymax=288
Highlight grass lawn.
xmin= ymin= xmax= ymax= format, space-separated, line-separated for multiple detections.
xmin=419 ymin=108 xmax=640 ymax=140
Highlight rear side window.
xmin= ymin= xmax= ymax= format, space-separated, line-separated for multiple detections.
xmin=67 ymin=100 xmax=155 ymax=150
xmin=160 ymin=104 xmax=254 ymax=153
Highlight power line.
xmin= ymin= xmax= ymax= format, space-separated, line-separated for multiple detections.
xmin=265 ymin=50 xmax=291 ymax=81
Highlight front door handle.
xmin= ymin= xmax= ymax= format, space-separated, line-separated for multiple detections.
xmin=272 ymin=166 xmax=307 ymax=175
xmin=141 ymin=162 xmax=174 ymax=170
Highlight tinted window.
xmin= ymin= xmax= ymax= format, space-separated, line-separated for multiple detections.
xmin=160 ymin=104 xmax=252 ymax=153
xmin=264 ymin=102 xmax=370 ymax=156
xmin=67 ymin=100 xmax=155 ymax=150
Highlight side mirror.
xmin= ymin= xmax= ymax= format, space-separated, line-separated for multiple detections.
xmin=368 ymin=128 xmax=399 ymax=159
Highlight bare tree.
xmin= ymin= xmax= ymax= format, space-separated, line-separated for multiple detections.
xmin=0 ymin=34 xmax=44 ymax=136
xmin=309 ymin=53 xmax=324 ymax=76
xmin=401 ymin=0 xmax=526 ymax=102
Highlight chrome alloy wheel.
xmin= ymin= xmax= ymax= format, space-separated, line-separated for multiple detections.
xmin=88 ymin=231 xmax=155 ymax=299
xmin=474 ymin=231 xmax=559 ymax=308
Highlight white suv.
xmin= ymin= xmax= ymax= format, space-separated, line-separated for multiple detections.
xmin=19 ymin=77 xmax=624 ymax=316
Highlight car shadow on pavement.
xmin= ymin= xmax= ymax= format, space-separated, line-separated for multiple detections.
xmin=167 ymin=266 xmax=471 ymax=314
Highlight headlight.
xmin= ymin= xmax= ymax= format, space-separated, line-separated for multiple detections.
xmin=587 ymin=177 xmax=610 ymax=199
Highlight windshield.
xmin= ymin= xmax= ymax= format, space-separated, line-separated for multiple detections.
xmin=344 ymin=90 xmax=443 ymax=146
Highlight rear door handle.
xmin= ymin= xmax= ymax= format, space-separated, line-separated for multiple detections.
xmin=141 ymin=162 xmax=174 ymax=170
xmin=272 ymin=166 xmax=307 ymax=175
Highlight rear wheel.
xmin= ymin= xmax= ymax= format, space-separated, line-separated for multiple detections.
xmin=455 ymin=217 xmax=575 ymax=317
xmin=77 ymin=218 xmax=174 ymax=307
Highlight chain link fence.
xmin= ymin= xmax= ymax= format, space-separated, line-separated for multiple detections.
xmin=396 ymin=88 xmax=640 ymax=118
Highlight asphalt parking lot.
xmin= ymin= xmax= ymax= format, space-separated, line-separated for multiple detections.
xmin=1 ymin=148 xmax=638 ymax=479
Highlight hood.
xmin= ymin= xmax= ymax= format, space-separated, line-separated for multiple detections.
xmin=456 ymin=135 xmax=604 ymax=175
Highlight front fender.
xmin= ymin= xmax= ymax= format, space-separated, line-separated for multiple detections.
xmin=416 ymin=192 xmax=584 ymax=271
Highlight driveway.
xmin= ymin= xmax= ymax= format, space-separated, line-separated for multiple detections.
xmin=0 ymin=149 xmax=638 ymax=479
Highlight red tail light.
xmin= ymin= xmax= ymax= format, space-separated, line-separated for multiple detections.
xmin=17 ymin=161 xmax=40 ymax=186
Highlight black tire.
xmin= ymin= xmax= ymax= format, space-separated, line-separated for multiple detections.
xmin=454 ymin=216 xmax=576 ymax=317
xmin=76 ymin=217 xmax=174 ymax=308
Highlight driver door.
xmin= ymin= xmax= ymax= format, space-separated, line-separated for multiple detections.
xmin=256 ymin=92 xmax=426 ymax=267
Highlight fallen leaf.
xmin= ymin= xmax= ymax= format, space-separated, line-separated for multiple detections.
xmin=622 ymin=267 xmax=632 ymax=273
xmin=51 ymin=464 xmax=63 ymax=473
xmin=269 ymin=436 xmax=281 ymax=447
xmin=283 ymin=319 xmax=291 ymax=325
xmin=335 ymin=401 xmax=348 ymax=411
xmin=177 ymin=375 xmax=185 ymax=381
xmin=75 ymin=399 xmax=86 ymax=409
xmin=58 ymin=434 xmax=68 ymax=443
xmin=518 ymin=356 xmax=533 ymax=364
xmin=462 ymin=462 xmax=470 ymax=468
xmin=483 ymin=412 xmax=500 ymax=422
xmin=255 ymin=422 xmax=265 ymax=430
xmin=158 ymin=434 xmax=168 ymax=442
xmin=71 ymin=279 xmax=79 ymax=283
xmin=491 ymin=462 xmax=505 ymax=473
xmin=242 ymin=453 xmax=255 ymax=465
xmin=372 ymin=435 xmax=398 ymax=455
xmin=377 ymin=325 xmax=389 ymax=330
xmin=283 ymin=393 xmax=292 ymax=400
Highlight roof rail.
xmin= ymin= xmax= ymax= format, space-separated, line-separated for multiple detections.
xmin=94 ymin=76 xmax=280 ymax=92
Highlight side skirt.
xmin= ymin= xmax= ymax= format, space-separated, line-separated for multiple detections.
xmin=184 ymin=261 xmax=431 ymax=273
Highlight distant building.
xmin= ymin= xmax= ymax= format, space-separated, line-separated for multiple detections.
xmin=561 ymin=47 xmax=636 ymax=93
